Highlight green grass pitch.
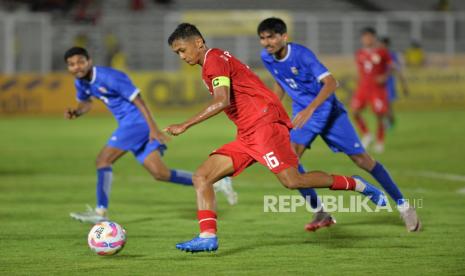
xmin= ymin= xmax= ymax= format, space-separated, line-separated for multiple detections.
xmin=1 ymin=110 xmax=464 ymax=275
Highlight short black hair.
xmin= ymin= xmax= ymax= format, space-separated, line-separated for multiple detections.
xmin=257 ymin=17 xmax=287 ymax=35
xmin=380 ymin=36 xmax=391 ymax=46
xmin=168 ymin=23 xmax=205 ymax=45
xmin=361 ymin=27 xmax=377 ymax=35
xmin=64 ymin=47 xmax=89 ymax=62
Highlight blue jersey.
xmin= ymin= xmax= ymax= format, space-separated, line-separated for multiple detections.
xmin=75 ymin=66 xmax=145 ymax=125
xmin=261 ymin=43 xmax=345 ymax=117
xmin=261 ymin=43 xmax=365 ymax=155
xmin=386 ymin=50 xmax=400 ymax=101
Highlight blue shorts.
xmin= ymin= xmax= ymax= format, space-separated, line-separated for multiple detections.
xmin=387 ymin=79 xmax=397 ymax=102
xmin=107 ymin=123 xmax=167 ymax=164
xmin=387 ymin=87 xmax=397 ymax=102
xmin=290 ymin=108 xmax=365 ymax=155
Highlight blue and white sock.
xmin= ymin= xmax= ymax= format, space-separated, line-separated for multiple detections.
xmin=169 ymin=169 xmax=194 ymax=186
xmin=297 ymin=164 xmax=322 ymax=210
xmin=370 ymin=162 xmax=405 ymax=205
xmin=96 ymin=167 xmax=113 ymax=209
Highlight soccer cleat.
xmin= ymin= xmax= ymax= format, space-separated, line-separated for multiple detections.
xmin=305 ymin=211 xmax=336 ymax=232
xmin=213 ymin=177 xmax=238 ymax=205
xmin=70 ymin=205 xmax=108 ymax=224
xmin=176 ymin=236 xmax=218 ymax=253
xmin=352 ymin=175 xmax=388 ymax=206
xmin=400 ymin=206 xmax=422 ymax=232
xmin=373 ymin=142 xmax=385 ymax=154
xmin=361 ymin=134 xmax=373 ymax=149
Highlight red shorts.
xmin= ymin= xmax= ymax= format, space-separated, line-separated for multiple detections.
xmin=351 ymin=86 xmax=389 ymax=115
xmin=211 ymin=123 xmax=298 ymax=177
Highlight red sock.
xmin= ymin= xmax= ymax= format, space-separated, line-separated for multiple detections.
xmin=197 ymin=210 xmax=217 ymax=234
xmin=377 ymin=118 xmax=385 ymax=143
xmin=330 ymin=175 xmax=356 ymax=190
xmin=354 ymin=114 xmax=369 ymax=134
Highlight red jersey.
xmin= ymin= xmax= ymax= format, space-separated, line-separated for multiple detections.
xmin=202 ymin=48 xmax=292 ymax=135
xmin=355 ymin=47 xmax=392 ymax=88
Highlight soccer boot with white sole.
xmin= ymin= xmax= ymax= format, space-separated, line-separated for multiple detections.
xmin=361 ymin=134 xmax=373 ymax=149
xmin=373 ymin=142 xmax=385 ymax=154
xmin=70 ymin=205 xmax=108 ymax=224
xmin=176 ymin=236 xmax=218 ymax=253
xmin=400 ymin=206 xmax=422 ymax=232
xmin=213 ymin=177 xmax=238 ymax=205
xmin=305 ymin=211 xmax=336 ymax=232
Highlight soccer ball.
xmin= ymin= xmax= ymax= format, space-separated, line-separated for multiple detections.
xmin=87 ymin=221 xmax=126 ymax=256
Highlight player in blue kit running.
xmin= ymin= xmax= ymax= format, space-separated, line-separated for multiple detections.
xmin=64 ymin=47 xmax=237 ymax=223
xmin=380 ymin=37 xmax=409 ymax=128
xmin=257 ymin=18 xmax=420 ymax=232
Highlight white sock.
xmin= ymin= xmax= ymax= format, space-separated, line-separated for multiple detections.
xmin=95 ymin=207 xmax=107 ymax=216
xmin=354 ymin=178 xmax=366 ymax=192
xmin=397 ymin=201 xmax=410 ymax=212
xmin=199 ymin=232 xmax=216 ymax=238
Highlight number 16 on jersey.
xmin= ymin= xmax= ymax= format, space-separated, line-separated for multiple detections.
xmin=263 ymin=152 xmax=280 ymax=169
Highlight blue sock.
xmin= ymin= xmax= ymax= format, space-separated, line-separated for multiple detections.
xmin=96 ymin=167 xmax=113 ymax=209
xmin=297 ymin=164 xmax=321 ymax=210
xmin=169 ymin=169 xmax=194 ymax=186
xmin=370 ymin=162 xmax=405 ymax=205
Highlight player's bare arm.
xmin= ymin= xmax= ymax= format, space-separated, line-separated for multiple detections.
xmin=376 ymin=63 xmax=393 ymax=85
xmin=132 ymin=95 xmax=169 ymax=143
xmin=64 ymin=100 xmax=92 ymax=120
xmin=293 ymin=75 xmax=338 ymax=128
xmin=164 ymin=86 xmax=230 ymax=136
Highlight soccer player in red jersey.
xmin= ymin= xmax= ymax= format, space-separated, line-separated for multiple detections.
xmin=165 ymin=23 xmax=387 ymax=253
xmin=352 ymin=27 xmax=392 ymax=153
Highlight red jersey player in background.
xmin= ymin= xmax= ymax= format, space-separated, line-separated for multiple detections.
xmin=165 ymin=23 xmax=387 ymax=253
xmin=352 ymin=27 xmax=392 ymax=153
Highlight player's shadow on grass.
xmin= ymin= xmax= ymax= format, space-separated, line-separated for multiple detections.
xmin=122 ymin=217 xmax=156 ymax=224
xmin=215 ymin=221 xmax=416 ymax=257
xmin=341 ymin=213 xmax=403 ymax=227
xmin=214 ymin=240 xmax=309 ymax=257
xmin=108 ymin=254 xmax=146 ymax=259
xmin=212 ymin=231 xmax=332 ymax=257
xmin=0 ymin=168 xmax=38 ymax=176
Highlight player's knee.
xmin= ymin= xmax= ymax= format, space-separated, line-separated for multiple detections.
xmin=279 ymin=175 xmax=300 ymax=190
xmin=352 ymin=155 xmax=364 ymax=168
xmin=192 ymin=173 xmax=208 ymax=188
xmin=151 ymin=170 xmax=168 ymax=181
xmin=351 ymin=154 xmax=375 ymax=171
xmin=96 ymin=156 xmax=112 ymax=168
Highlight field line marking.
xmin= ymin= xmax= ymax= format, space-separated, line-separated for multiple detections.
xmin=404 ymin=170 xmax=465 ymax=182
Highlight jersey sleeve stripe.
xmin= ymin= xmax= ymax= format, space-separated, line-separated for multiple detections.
xmin=128 ymin=88 xmax=140 ymax=101
xmin=317 ymin=71 xmax=331 ymax=82
xmin=90 ymin=67 xmax=97 ymax=84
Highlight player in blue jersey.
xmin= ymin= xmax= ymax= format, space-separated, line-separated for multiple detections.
xmin=257 ymin=18 xmax=420 ymax=232
xmin=64 ymin=47 xmax=237 ymax=223
xmin=380 ymin=37 xmax=409 ymax=128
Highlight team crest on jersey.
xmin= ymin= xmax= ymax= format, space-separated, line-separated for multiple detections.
xmin=98 ymin=87 xmax=108 ymax=93
xmin=291 ymin=67 xmax=299 ymax=75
